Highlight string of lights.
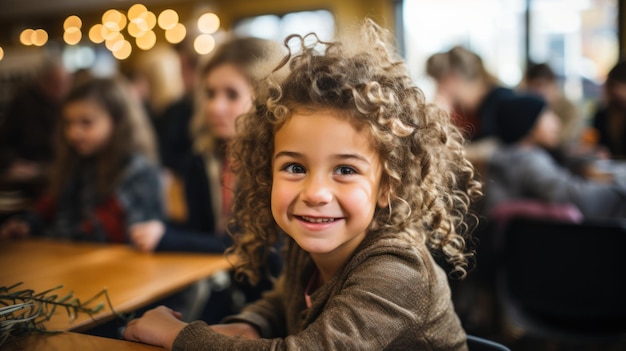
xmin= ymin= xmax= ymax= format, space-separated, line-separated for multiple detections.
xmin=7 ymin=3 xmax=221 ymax=62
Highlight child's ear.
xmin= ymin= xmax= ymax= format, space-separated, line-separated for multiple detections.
xmin=377 ymin=183 xmax=390 ymax=208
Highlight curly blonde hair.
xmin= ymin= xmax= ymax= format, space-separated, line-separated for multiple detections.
xmin=229 ymin=19 xmax=482 ymax=284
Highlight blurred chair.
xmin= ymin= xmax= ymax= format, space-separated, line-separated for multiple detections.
xmin=452 ymin=201 xmax=582 ymax=333
xmin=497 ymin=216 xmax=626 ymax=346
xmin=466 ymin=334 xmax=511 ymax=351
xmin=160 ymin=169 xmax=188 ymax=224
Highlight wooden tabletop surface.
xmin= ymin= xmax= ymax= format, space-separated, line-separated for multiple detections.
xmin=0 ymin=238 xmax=233 ymax=332
xmin=1 ymin=332 xmax=164 ymax=351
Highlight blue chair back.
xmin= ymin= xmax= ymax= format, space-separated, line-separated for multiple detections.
xmin=466 ymin=334 xmax=510 ymax=351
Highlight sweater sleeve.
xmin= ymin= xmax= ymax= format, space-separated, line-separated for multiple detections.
xmin=172 ymin=321 xmax=284 ymax=351
xmin=117 ymin=156 xmax=165 ymax=225
xmin=172 ymin=248 xmax=466 ymax=351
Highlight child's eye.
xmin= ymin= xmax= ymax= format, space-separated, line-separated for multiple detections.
xmin=282 ymin=163 xmax=306 ymax=174
xmin=80 ymin=119 xmax=93 ymax=127
xmin=334 ymin=166 xmax=358 ymax=175
xmin=226 ymin=88 xmax=240 ymax=101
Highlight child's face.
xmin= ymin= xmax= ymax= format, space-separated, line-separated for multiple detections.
xmin=271 ymin=111 xmax=388 ymax=266
xmin=63 ymin=100 xmax=114 ymax=156
xmin=530 ymin=109 xmax=561 ymax=148
xmin=527 ymin=78 xmax=555 ymax=100
xmin=203 ymin=63 xmax=253 ymax=140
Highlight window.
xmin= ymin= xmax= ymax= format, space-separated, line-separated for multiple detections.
xmin=401 ymin=0 xmax=618 ymax=119
xmin=233 ymin=10 xmax=335 ymax=49
xmin=529 ymin=0 xmax=618 ymax=117
xmin=402 ymin=0 xmax=525 ymax=99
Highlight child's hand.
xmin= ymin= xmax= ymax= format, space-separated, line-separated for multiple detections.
xmin=0 ymin=218 xmax=30 ymax=239
xmin=5 ymin=160 xmax=41 ymax=181
xmin=123 ymin=305 xmax=186 ymax=350
xmin=130 ymin=220 xmax=165 ymax=252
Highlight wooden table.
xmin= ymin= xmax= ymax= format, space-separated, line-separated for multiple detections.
xmin=0 ymin=238 xmax=233 ymax=332
xmin=1 ymin=332 xmax=164 ymax=351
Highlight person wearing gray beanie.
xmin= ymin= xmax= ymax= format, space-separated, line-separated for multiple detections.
xmin=495 ymin=94 xmax=550 ymax=145
xmin=485 ymin=94 xmax=626 ymax=219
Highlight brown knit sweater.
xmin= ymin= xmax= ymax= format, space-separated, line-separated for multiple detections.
xmin=173 ymin=230 xmax=468 ymax=350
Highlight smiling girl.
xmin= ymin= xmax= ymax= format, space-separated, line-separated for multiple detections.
xmin=124 ymin=19 xmax=482 ymax=350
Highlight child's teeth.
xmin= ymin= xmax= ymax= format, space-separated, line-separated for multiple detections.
xmin=302 ymin=216 xmax=334 ymax=223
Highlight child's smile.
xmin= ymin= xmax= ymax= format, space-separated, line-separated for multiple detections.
xmin=293 ymin=214 xmax=344 ymax=233
xmin=271 ymin=110 xmax=388 ymax=276
xmin=298 ymin=215 xmax=340 ymax=224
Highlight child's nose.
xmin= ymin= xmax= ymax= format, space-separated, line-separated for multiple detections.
xmin=206 ymin=96 xmax=228 ymax=115
xmin=301 ymin=175 xmax=332 ymax=206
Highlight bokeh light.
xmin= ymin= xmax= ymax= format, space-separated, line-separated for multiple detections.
xmin=64 ymin=27 xmax=82 ymax=45
xmin=113 ymin=40 xmax=132 ymax=60
xmin=102 ymin=9 xmax=126 ymax=32
xmin=198 ymin=13 xmax=220 ymax=34
xmin=32 ymin=29 xmax=48 ymax=46
xmin=20 ymin=29 xmax=34 ymax=45
xmin=165 ymin=23 xmax=186 ymax=44
xmin=134 ymin=11 xmax=157 ymax=31
xmin=105 ymin=32 xmax=124 ymax=51
xmin=194 ymin=34 xmax=215 ymax=54
xmin=158 ymin=9 xmax=179 ymax=30
xmin=136 ymin=30 xmax=156 ymax=50
xmin=64 ymin=15 xmax=82 ymax=30
xmin=0 ymin=47 xmax=4 ymax=61
xmin=128 ymin=4 xmax=148 ymax=20
xmin=127 ymin=22 xmax=146 ymax=38
xmin=101 ymin=25 xmax=119 ymax=41
xmin=89 ymin=24 xmax=105 ymax=43
xmin=144 ymin=11 xmax=157 ymax=30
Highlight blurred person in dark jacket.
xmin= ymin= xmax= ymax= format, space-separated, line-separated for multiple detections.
xmin=0 ymin=58 xmax=72 ymax=201
xmin=426 ymin=45 xmax=515 ymax=141
xmin=592 ymin=60 xmax=626 ymax=159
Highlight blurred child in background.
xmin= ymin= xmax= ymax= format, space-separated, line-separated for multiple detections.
xmin=0 ymin=58 xmax=72 ymax=205
xmin=521 ymin=63 xmax=582 ymax=148
xmin=0 ymin=77 xmax=165 ymax=244
xmin=488 ymin=94 xmax=626 ymax=219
